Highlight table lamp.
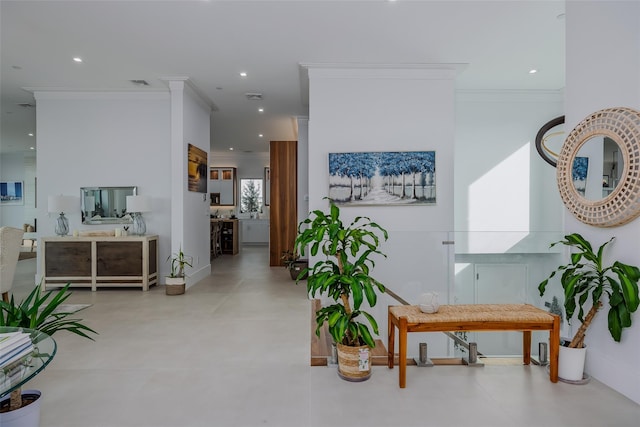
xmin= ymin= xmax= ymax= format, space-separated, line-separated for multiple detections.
xmin=126 ymin=195 xmax=151 ymax=235
xmin=48 ymin=195 xmax=78 ymax=236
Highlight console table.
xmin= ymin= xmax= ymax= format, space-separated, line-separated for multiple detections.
xmin=388 ymin=304 xmax=560 ymax=388
xmin=41 ymin=235 xmax=158 ymax=291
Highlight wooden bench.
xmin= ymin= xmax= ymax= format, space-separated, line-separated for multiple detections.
xmin=388 ymin=304 xmax=560 ymax=388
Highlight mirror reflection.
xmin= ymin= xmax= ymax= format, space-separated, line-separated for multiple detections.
xmin=572 ymin=136 xmax=623 ymax=200
xmin=81 ymin=186 xmax=137 ymax=224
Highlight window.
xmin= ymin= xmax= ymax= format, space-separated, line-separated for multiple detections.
xmin=240 ymin=179 xmax=263 ymax=214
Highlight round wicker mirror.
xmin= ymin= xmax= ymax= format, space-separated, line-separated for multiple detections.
xmin=557 ymin=107 xmax=640 ymax=227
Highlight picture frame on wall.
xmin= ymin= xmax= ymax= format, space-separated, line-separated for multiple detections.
xmin=0 ymin=181 xmax=24 ymax=205
xmin=187 ymin=143 xmax=208 ymax=193
xmin=328 ymin=151 xmax=436 ymax=206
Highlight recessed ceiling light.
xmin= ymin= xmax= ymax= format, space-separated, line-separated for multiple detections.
xmin=258 ymin=134 xmax=263 ymax=138
xmin=239 ymin=72 xmax=247 ymax=77
xmin=30 ymin=147 xmax=35 ymax=150
xmin=73 ymin=57 xmax=83 ymax=63
xmin=258 ymin=108 xmax=264 ymax=113
xmin=529 ymin=69 xmax=538 ymax=74
xmin=229 ymin=147 xmax=234 ymax=151
xmin=28 ymin=133 xmax=33 ymax=136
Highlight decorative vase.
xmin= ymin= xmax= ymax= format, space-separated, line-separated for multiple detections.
xmin=336 ymin=343 xmax=371 ymax=382
xmin=419 ymin=292 xmax=440 ymax=313
xmin=0 ymin=390 xmax=42 ymax=427
xmin=558 ymin=342 xmax=587 ymax=381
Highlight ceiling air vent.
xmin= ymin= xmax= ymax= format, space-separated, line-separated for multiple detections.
xmin=16 ymin=103 xmax=34 ymax=108
xmin=130 ymin=80 xmax=150 ymax=86
xmin=245 ymin=92 xmax=263 ymax=101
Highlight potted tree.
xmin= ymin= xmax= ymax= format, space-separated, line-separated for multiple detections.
xmin=538 ymin=233 xmax=640 ymax=381
xmin=280 ymin=250 xmax=308 ymax=281
xmin=0 ymin=283 xmax=96 ymax=426
xmin=294 ymin=201 xmax=388 ymax=381
xmin=165 ymin=247 xmax=193 ymax=296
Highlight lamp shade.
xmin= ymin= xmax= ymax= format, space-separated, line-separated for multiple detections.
xmin=48 ymin=195 xmax=79 ymax=214
xmin=126 ymin=195 xmax=151 ymax=213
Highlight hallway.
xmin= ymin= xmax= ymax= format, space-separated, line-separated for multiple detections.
xmin=9 ymin=247 xmax=640 ymax=426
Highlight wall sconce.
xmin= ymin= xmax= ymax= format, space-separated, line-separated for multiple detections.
xmin=126 ymin=195 xmax=151 ymax=235
xmin=48 ymin=195 xmax=78 ymax=236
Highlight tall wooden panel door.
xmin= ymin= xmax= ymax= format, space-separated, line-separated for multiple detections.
xmin=269 ymin=141 xmax=297 ymax=266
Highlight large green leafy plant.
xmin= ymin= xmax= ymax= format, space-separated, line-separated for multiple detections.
xmin=0 ymin=283 xmax=97 ymax=340
xmin=538 ymin=233 xmax=640 ymax=348
xmin=294 ymin=201 xmax=388 ymax=348
xmin=1 ymin=283 xmax=96 ymax=412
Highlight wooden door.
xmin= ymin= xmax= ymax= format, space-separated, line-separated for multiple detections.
xmin=269 ymin=141 xmax=297 ymax=266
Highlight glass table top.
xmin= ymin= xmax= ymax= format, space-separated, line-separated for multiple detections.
xmin=0 ymin=327 xmax=57 ymax=399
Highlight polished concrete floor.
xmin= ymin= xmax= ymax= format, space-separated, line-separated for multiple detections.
xmin=9 ymin=246 xmax=640 ymax=427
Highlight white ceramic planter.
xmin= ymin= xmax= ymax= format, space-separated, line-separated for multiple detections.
xmin=0 ymin=390 xmax=41 ymax=427
xmin=558 ymin=344 xmax=587 ymax=381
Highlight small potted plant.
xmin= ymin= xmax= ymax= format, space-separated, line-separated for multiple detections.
xmin=0 ymin=283 xmax=96 ymax=426
xmin=165 ymin=247 xmax=193 ymax=296
xmin=281 ymin=250 xmax=308 ymax=281
xmin=538 ymin=233 xmax=640 ymax=381
xmin=294 ymin=200 xmax=388 ymax=381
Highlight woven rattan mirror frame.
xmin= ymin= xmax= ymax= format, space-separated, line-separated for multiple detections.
xmin=557 ymin=107 xmax=640 ymax=227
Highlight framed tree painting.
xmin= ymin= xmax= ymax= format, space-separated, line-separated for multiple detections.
xmin=328 ymin=151 xmax=436 ymax=205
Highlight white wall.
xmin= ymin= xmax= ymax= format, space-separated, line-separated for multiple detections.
xmin=34 ymin=91 xmax=172 ymax=280
xmin=565 ymin=1 xmax=640 ymax=404
xmin=455 ymin=90 xmax=564 ymax=234
xmin=306 ymin=65 xmax=456 ymax=356
xmin=175 ymin=82 xmax=213 ymax=286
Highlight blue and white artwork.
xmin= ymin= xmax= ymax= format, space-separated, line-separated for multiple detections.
xmin=572 ymin=156 xmax=589 ymax=197
xmin=328 ymin=151 xmax=436 ymax=205
xmin=0 ymin=181 xmax=23 ymax=205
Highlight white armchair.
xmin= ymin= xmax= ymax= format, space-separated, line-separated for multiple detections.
xmin=0 ymin=226 xmax=24 ymax=302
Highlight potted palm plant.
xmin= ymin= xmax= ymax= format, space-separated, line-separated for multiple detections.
xmin=0 ymin=283 xmax=96 ymax=426
xmin=165 ymin=247 xmax=192 ymax=295
xmin=538 ymin=233 xmax=640 ymax=381
xmin=294 ymin=200 xmax=388 ymax=381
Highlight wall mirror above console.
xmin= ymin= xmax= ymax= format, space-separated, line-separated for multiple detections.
xmin=81 ymin=186 xmax=137 ymax=224
xmin=557 ymin=107 xmax=640 ymax=227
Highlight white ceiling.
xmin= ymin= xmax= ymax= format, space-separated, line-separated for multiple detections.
xmin=0 ymin=0 xmax=565 ymax=155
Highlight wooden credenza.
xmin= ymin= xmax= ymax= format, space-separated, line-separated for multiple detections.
xmin=41 ymin=235 xmax=158 ymax=291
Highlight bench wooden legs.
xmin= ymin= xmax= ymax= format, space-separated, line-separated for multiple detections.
xmin=523 ymin=331 xmax=532 ymax=365
xmin=387 ymin=307 xmax=395 ymax=369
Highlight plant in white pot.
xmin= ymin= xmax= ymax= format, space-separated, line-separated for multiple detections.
xmin=538 ymin=233 xmax=640 ymax=381
xmin=294 ymin=201 xmax=388 ymax=381
xmin=165 ymin=247 xmax=192 ymax=296
xmin=0 ymin=283 xmax=96 ymax=427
